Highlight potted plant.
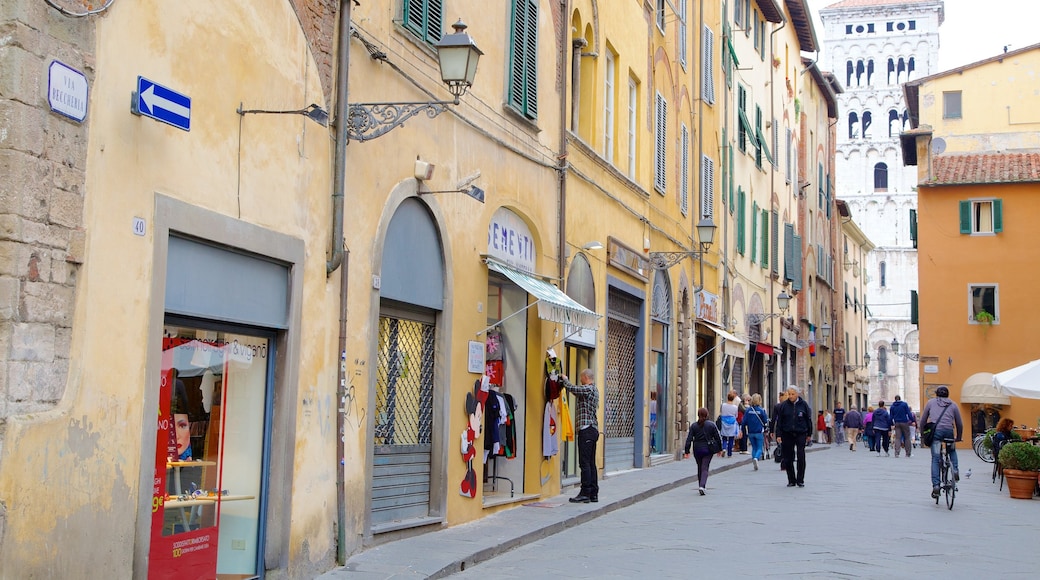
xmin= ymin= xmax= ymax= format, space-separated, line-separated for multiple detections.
xmin=997 ymin=442 xmax=1040 ymax=499
xmin=975 ymin=310 xmax=995 ymax=324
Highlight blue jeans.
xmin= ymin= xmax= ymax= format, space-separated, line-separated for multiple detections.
xmin=930 ymin=429 xmax=959 ymax=487
xmin=748 ymin=432 xmax=765 ymax=460
xmin=722 ymin=435 xmax=735 ymax=456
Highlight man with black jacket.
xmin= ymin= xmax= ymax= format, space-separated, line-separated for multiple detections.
xmin=775 ymin=386 xmax=813 ymax=487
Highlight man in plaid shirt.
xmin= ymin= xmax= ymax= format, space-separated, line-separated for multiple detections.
xmin=562 ymin=368 xmax=600 ymax=503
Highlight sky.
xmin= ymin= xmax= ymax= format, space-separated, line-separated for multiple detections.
xmin=806 ymin=0 xmax=1040 ymax=72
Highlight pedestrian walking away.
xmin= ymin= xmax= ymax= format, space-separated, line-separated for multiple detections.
xmin=889 ymin=395 xmax=914 ymax=458
xmin=816 ymin=410 xmax=827 ymax=444
xmin=718 ymin=391 xmax=740 ymax=457
xmin=872 ymin=401 xmax=893 ymax=456
xmin=843 ymin=406 xmax=863 ymax=451
xmin=775 ymin=385 xmax=813 ymax=487
xmin=741 ymin=394 xmax=769 ymax=471
xmin=863 ymin=406 xmax=875 ymax=452
xmin=770 ymin=392 xmax=787 ymax=469
xmin=684 ymin=407 xmax=722 ymax=495
xmin=833 ymin=401 xmax=846 ymax=445
xmin=919 ymin=386 xmax=964 ymax=499
xmin=561 ymin=369 xmax=600 ymax=503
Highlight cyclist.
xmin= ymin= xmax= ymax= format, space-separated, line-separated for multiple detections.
xmin=919 ymin=386 xmax=964 ymax=499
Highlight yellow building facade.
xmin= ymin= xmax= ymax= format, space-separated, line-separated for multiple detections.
xmin=0 ymin=1 xmax=849 ymax=577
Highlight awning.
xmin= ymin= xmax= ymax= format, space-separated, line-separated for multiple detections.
xmin=755 ymin=342 xmax=774 ymax=355
xmin=704 ymin=323 xmax=746 ymax=358
xmin=486 ymin=259 xmax=600 ymax=330
xmin=962 ymin=372 xmax=1011 ymax=405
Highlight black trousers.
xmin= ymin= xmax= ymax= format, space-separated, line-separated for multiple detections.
xmin=780 ymin=431 xmax=808 ymax=484
xmin=578 ymin=426 xmax=599 ymax=498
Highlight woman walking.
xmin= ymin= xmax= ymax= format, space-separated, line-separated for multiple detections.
xmin=718 ymin=391 xmax=740 ymax=457
xmin=684 ymin=407 xmax=722 ymax=495
xmin=741 ymin=394 xmax=769 ymax=470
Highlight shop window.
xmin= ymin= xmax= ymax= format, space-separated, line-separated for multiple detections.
xmin=151 ymin=325 xmax=270 ymax=578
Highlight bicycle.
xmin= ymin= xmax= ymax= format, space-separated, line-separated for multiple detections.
xmin=936 ymin=437 xmax=957 ymax=510
xmin=972 ymin=433 xmax=994 ymax=463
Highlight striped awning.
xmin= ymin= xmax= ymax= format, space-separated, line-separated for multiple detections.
xmin=487 ymin=259 xmax=600 ymax=330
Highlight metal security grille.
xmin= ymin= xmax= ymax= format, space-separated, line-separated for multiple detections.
xmin=604 ymin=317 xmax=637 ymax=439
xmin=375 ymin=315 xmax=435 ymax=445
xmin=372 ymin=314 xmax=435 ymax=528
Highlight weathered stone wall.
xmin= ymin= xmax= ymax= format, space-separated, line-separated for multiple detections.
xmin=0 ymin=0 xmax=93 ymax=445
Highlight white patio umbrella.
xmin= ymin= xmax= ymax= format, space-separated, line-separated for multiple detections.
xmin=992 ymin=358 xmax=1040 ymax=399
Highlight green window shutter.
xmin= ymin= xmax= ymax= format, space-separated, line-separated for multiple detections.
xmin=909 ymin=209 xmax=918 ymax=248
xmin=729 ymin=137 xmax=735 ymax=213
xmin=404 ymin=0 xmax=444 ymax=44
xmin=751 ymin=201 xmax=758 ymax=264
xmin=737 ymin=188 xmax=746 ymax=255
xmin=761 ymin=208 xmax=769 ymax=270
xmin=792 ymin=234 xmax=803 ymax=291
xmin=771 ymin=210 xmax=779 ymax=277
xmin=826 ymin=177 xmax=832 ymax=219
xmin=508 ymin=1 xmax=539 ymax=119
xmin=910 ymin=290 xmax=919 ymax=325
xmin=993 ymin=198 xmax=1003 ymax=232
xmin=783 ymin=222 xmax=794 ymax=281
xmin=959 ymin=200 xmax=971 ymax=233
xmin=754 ymin=106 xmax=763 ymax=168
xmin=818 ymin=164 xmax=824 ymax=209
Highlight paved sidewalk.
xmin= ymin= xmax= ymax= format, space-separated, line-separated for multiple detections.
xmin=320 ymin=448 xmax=823 ymax=579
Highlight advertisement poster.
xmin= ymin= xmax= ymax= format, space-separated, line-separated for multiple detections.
xmin=148 ymin=339 xmax=221 ymax=580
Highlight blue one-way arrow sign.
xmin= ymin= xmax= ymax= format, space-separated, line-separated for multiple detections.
xmin=132 ymin=76 xmax=191 ymax=131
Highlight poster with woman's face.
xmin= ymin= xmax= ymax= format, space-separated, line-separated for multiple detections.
xmin=174 ymin=413 xmax=192 ymax=460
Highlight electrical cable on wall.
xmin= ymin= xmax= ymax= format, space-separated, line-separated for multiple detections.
xmin=45 ymin=0 xmax=116 ymax=17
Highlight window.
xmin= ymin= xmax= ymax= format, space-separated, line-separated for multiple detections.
xmin=678 ymin=0 xmax=687 ymax=68
xmin=403 ymin=0 xmax=443 ymax=45
xmin=960 ymin=199 xmax=1003 ymax=234
xmin=507 ymin=0 xmax=539 ymax=119
xmin=628 ymin=79 xmax=638 ymax=179
xmin=736 ymin=188 xmax=746 ymax=255
xmin=874 ymin=162 xmax=888 ymax=191
xmin=735 ymin=0 xmax=744 ymax=29
xmin=605 ymin=51 xmax=616 ymax=163
xmin=654 ymin=92 xmax=667 ymax=194
xmin=701 ymin=154 xmax=715 ymax=219
xmin=969 ymin=285 xmax=998 ymax=324
xmin=785 ymin=127 xmax=792 ymax=183
xmin=754 ymin=106 xmax=763 ymax=168
xmin=656 ymin=0 xmax=666 ymax=32
xmin=701 ymin=25 xmax=716 ymax=105
xmin=879 ymin=261 xmax=886 ymax=288
xmin=760 ymin=208 xmax=769 ymax=269
xmin=771 ymin=209 xmax=779 ymax=277
xmin=737 ymin=84 xmax=757 ymax=153
xmin=943 ymin=91 xmax=962 ymax=119
xmin=680 ymin=124 xmax=690 ymax=216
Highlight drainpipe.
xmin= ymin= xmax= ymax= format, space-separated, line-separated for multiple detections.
xmin=333 ymin=0 xmax=351 ymax=565
xmin=769 ymin=16 xmax=787 ymax=401
xmin=328 ymin=0 xmax=350 ymax=276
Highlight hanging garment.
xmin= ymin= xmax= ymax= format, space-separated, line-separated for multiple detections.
xmin=559 ymin=396 xmax=575 ymax=442
xmin=502 ymin=393 xmax=518 ymax=458
xmin=543 ymin=402 xmax=559 ymax=457
xmin=544 ymin=355 xmax=563 ymax=401
xmin=485 ymin=328 xmax=505 ymax=361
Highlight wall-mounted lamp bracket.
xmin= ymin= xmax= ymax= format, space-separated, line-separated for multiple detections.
xmin=237 ymin=103 xmax=329 ymax=127
xmin=345 ymin=101 xmax=453 ymax=142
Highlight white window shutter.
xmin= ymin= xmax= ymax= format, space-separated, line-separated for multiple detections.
xmin=680 ymin=124 xmax=689 ymax=216
xmin=655 ymin=92 xmax=667 ymax=194
xmin=701 ymin=26 xmax=715 ymax=105
xmin=701 ymin=154 xmax=715 ymax=218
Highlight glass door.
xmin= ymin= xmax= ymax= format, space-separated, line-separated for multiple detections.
xmin=148 ymin=323 xmax=271 ymax=580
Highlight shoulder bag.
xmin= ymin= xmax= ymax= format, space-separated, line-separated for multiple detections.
xmin=920 ymin=404 xmax=950 ymax=447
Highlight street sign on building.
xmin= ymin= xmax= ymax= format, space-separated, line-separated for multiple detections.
xmin=132 ymin=76 xmax=191 ymax=131
xmin=48 ymin=61 xmax=88 ymax=122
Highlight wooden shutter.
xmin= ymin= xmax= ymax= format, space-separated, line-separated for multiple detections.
xmin=702 ymin=25 xmax=715 ymax=105
xmin=910 ymin=208 xmax=918 ymax=248
xmin=681 ymin=124 xmax=690 ymax=215
xmin=404 ymin=0 xmax=443 ymax=44
xmin=771 ymin=209 xmax=779 ymax=277
xmin=508 ymin=1 xmax=538 ymax=119
xmin=792 ymin=234 xmax=803 ymax=291
xmin=959 ymin=200 xmax=971 ymax=233
xmin=751 ymin=201 xmax=758 ymax=264
xmin=701 ymin=154 xmax=715 ymax=218
xmin=993 ymin=199 xmax=1003 ymax=232
xmin=737 ymin=188 xmax=746 ymax=255
xmin=761 ymin=208 xmax=769 ymax=270
xmin=654 ymin=92 xmax=667 ymax=194
xmin=910 ymin=290 xmax=919 ymax=325
xmin=784 ymin=222 xmax=794 ymax=281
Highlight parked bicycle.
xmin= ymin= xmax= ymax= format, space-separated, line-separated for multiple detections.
xmin=973 ymin=433 xmax=994 ymax=463
xmin=936 ymin=437 xmax=957 ymax=509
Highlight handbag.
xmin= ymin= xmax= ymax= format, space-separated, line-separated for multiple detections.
xmin=920 ymin=404 xmax=951 ymax=447
xmin=707 ymin=428 xmax=723 ymax=454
